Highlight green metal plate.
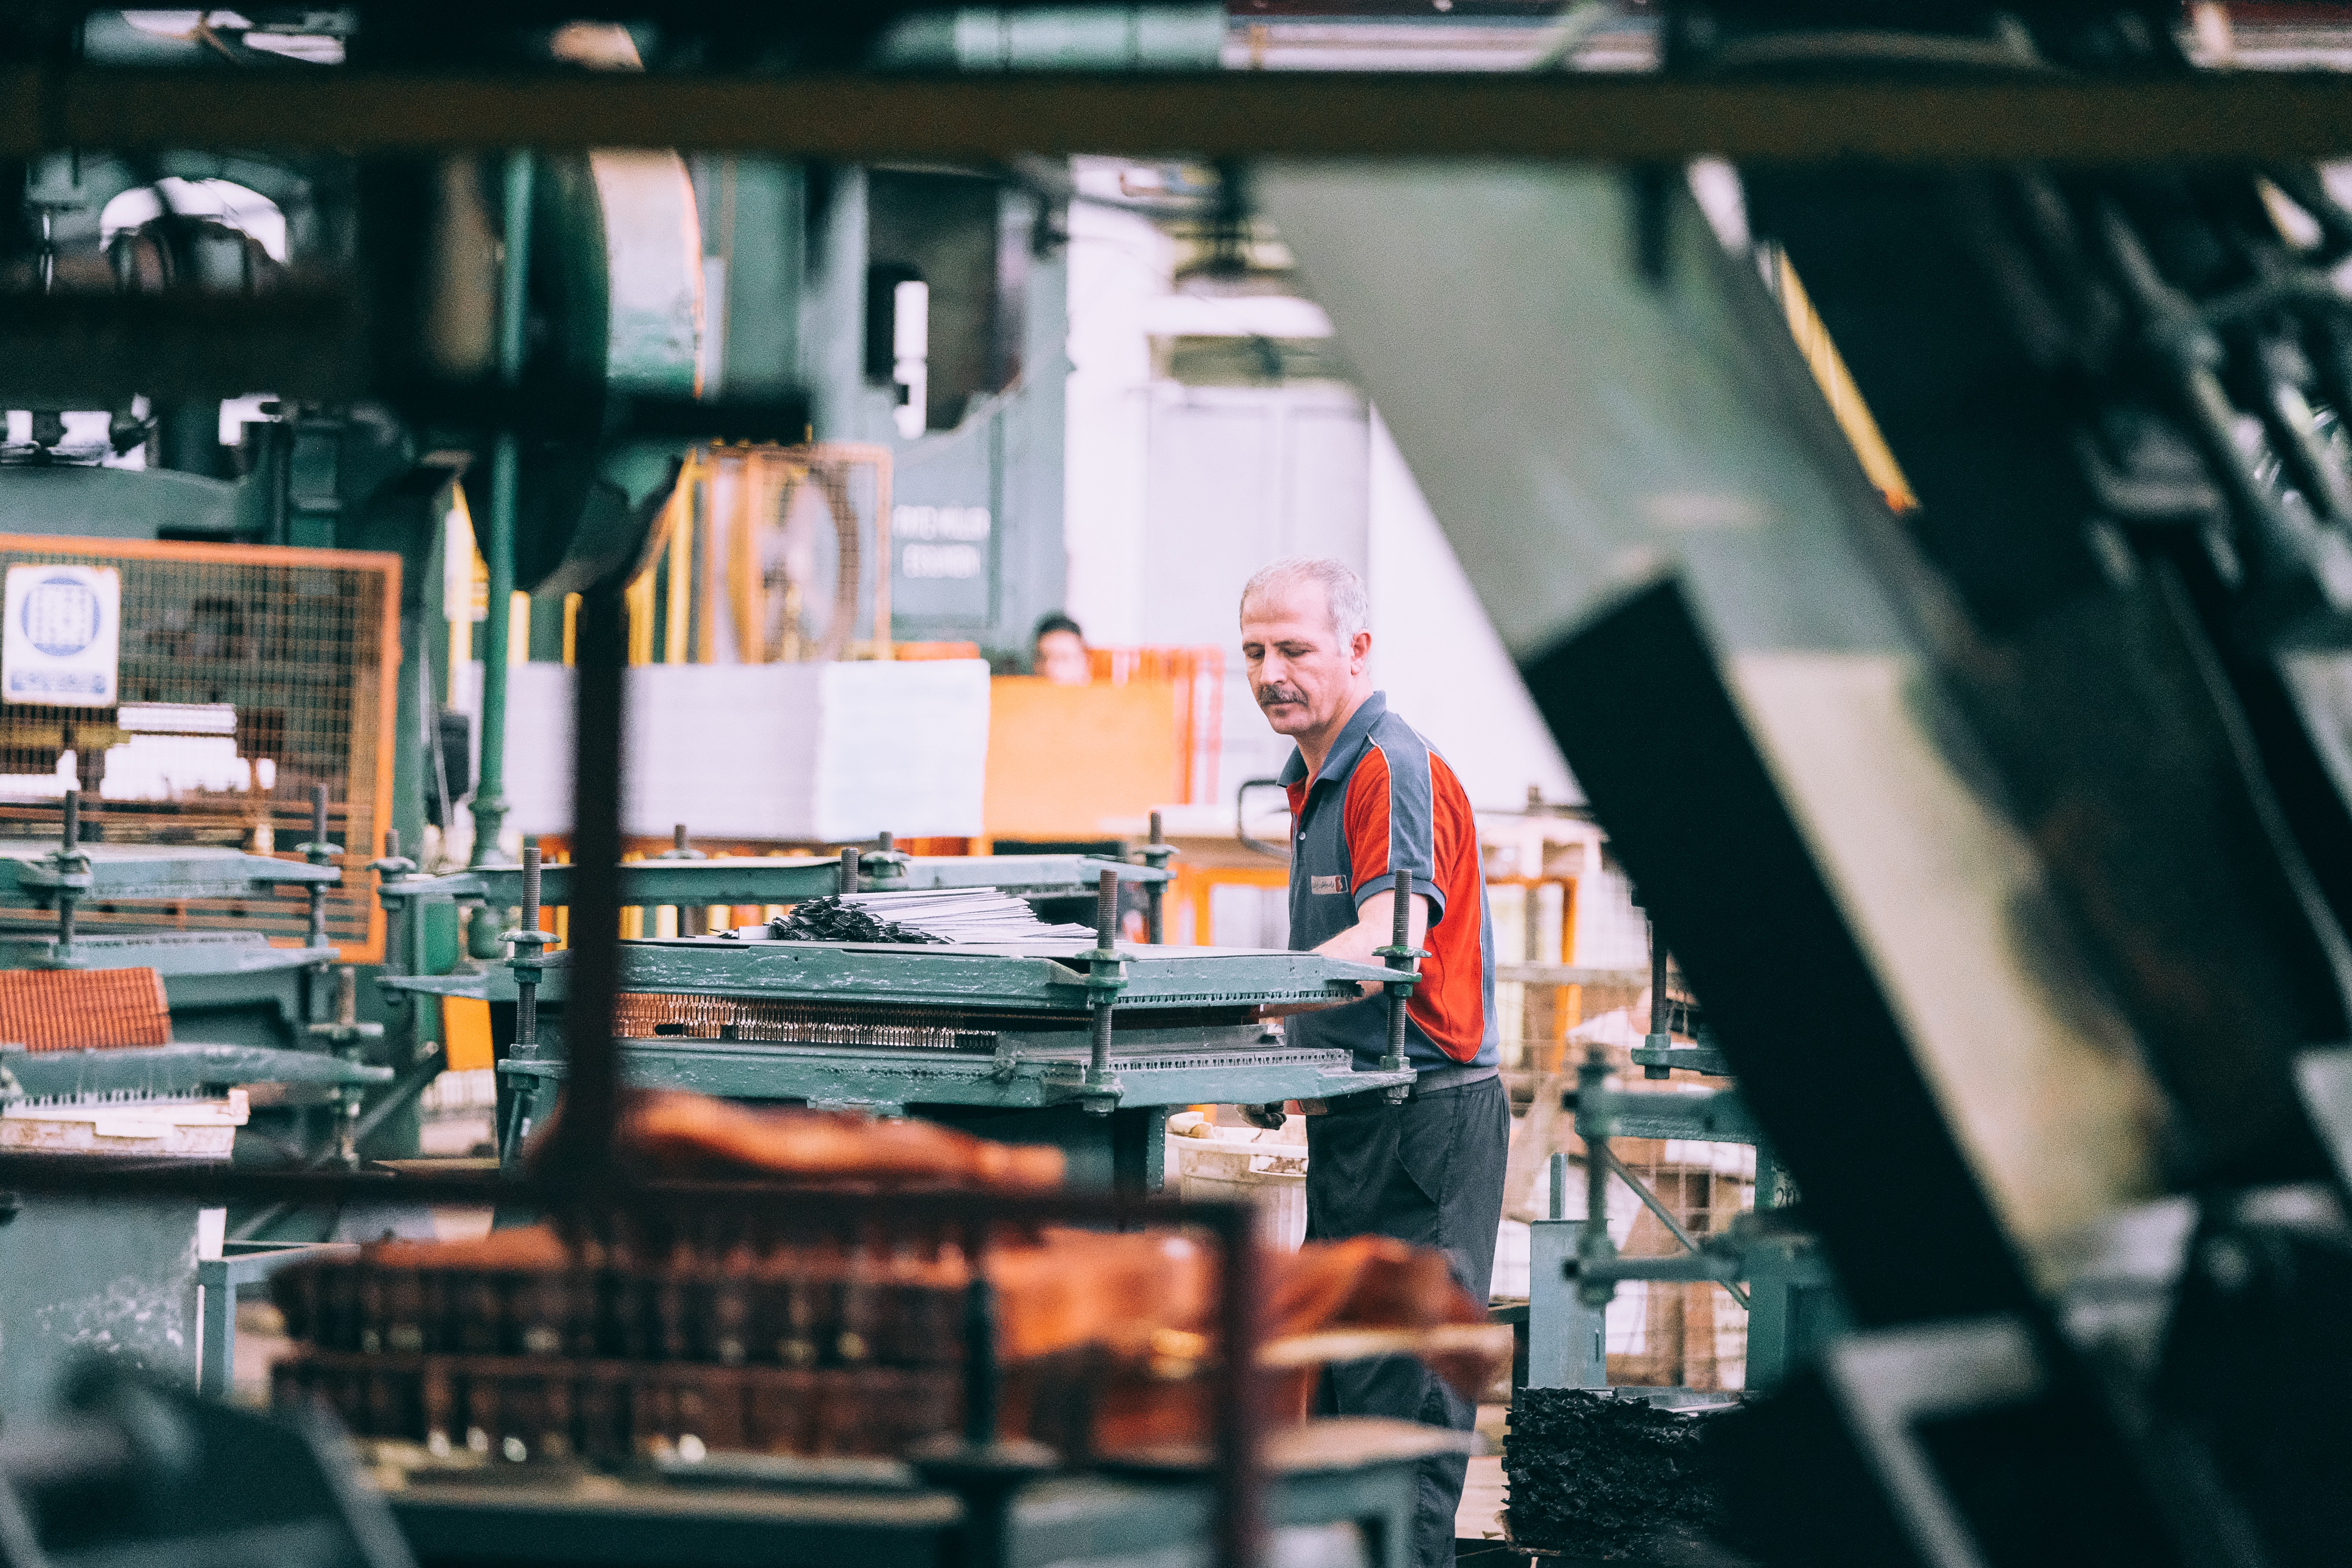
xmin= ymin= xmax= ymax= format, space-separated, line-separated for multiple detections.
xmin=0 ymin=844 xmax=338 ymax=906
xmin=501 ymin=1036 xmax=1407 ymax=1111
xmin=0 ymin=931 xmax=330 ymax=976
xmin=1582 ymin=1087 xmax=1760 ymax=1144
xmin=386 ymin=854 xmax=1168 ymax=911
xmin=619 ymin=941 xmax=1388 ymax=1013
xmin=3 ymin=1043 xmax=393 ymax=1100
xmin=385 ymin=942 xmax=1388 ymax=1015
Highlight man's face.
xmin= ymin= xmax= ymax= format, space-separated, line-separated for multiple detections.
xmin=1036 ymin=630 xmax=1090 ymax=685
xmin=1241 ymin=581 xmax=1370 ymax=740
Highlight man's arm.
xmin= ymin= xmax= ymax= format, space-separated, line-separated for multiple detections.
xmin=1314 ymin=889 xmax=1433 ymax=996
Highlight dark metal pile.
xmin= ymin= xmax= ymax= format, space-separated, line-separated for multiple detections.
xmin=766 ymin=895 xmax=947 ymax=945
xmin=1504 ymin=1390 xmax=1748 ymax=1566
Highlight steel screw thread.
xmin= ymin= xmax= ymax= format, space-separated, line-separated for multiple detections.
xmin=1145 ymin=811 xmax=1167 ymax=944
xmin=840 ymin=845 xmax=860 ymax=894
xmin=1094 ymin=867 xmax=1119 ymax=947
xmin=56 ymin=789 xmax=79 ymax=951
xmin=517 ymin=844 xmax=543 ymax=1051
xmin=307 ymin=782 xmax=331 ymax=949
xmin=1386 ymin=880 xmax=1412 ymax=1058
xmin=1089 ymin=868 xmax=1118 ymax=1087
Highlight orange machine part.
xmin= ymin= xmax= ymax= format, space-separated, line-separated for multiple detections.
xmin=0 ymin=966 xmax=171 ymax=1051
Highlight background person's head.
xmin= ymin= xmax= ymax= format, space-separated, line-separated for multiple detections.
xmin=1032 ymin=612 xmax=1091 ymax=684
xmin=1238 ymin=557 xmax=1373 ymax=745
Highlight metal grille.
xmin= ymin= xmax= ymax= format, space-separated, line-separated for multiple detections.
xmin=613 ymin=993 xmax=995 ymax=1052
xmin=0 ymin=537 xmax=397 ymax=960
xmin=0 ymin=965 xmax=170 ymax=1051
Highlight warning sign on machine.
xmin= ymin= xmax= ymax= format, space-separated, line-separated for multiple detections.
xmin=2 ymin=564 xmax=121 ymax=707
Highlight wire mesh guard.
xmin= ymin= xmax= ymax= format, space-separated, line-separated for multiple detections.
xmin=0 ymin=539 xmax=396 ymax=958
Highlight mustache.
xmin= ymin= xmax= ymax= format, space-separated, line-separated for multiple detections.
xmin=1257 ymin=684 xmax=1308 ymax=708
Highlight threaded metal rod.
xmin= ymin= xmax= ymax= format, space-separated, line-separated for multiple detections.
xmin=1146 ymin=810 xmax=1166 ymax=944
xmin=1094 ymin=866 xmax=1119 ymax=945
xmin=840 ymin=846 xmax=861 ymax=894
xmin=1384 ymin=881 xmax=1413 ymax=1067
xmin=1090 ymin=868 xmax=1118 ymax=1084
xmin=56 ymin=789 xmax=78 ymax=952
xmin=307 ymin=782 xmax=330 ymax=951
xmin=1649 ymin=915 xmax=1668 ymax=1037
xmin=517 ymin=844 xmax=542 ymax=1052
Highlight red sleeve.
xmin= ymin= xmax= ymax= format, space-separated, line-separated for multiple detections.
xmin=1343 ymin=747 xmax=1392 ymax=898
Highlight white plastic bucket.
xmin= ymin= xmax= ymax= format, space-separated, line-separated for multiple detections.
xmin=1169 ymin=1114 xmax=1308 ymax=1251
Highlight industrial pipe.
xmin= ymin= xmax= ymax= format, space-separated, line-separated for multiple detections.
xmin=471 ymin=149 xmax=535 ymax=868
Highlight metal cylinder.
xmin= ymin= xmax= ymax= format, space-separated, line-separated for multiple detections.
xmin=1090 ymin=867 xmax=1119 ymax=1087
xmin=1089 ymin=1005 xmax=1115 ymax=1094
xmin=1094 ymin=866 xmax=1119 ymax=948
xmin=385 ymin=829 xmax=401 ymax=861
xmin=517 ymin=844 xmax=542 ymax=1051
xmin=307 ymin=782 xmax=331 ymax=950
xmin=1146 ymin=810 xmax=1166 ymax=944
xmin=1549 ymin=1150 xmax=1567 ymax=1221
xmin=840 ymin=845 xmax=861 ymax=894
xmin=1648 ymin=915 xmax=1668 ymax=1036
xmin=1384 ymin=883 xmax=1412 ymax=1067
xmin=56 ymin=789 xmax=78 ymax=951
xmin=673 ymin=824 xmax=690 ymax=854
xmin=471 ymin=150 xmax=535 ymax=869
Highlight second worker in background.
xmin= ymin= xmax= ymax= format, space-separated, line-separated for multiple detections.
xmin=1239 ymin=555 xmax=1507 ymax=1568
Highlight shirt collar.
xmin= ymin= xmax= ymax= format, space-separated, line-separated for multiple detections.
xmin=1277 ymin=691 xmax=1387 ymax=793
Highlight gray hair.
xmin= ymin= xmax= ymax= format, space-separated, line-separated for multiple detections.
xmin=1239 ymin=557 xmax=1369 ymax=642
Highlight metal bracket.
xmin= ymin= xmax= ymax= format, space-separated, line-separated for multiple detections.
xmin=988 ymin=1036 xmax=1024 ymax=1084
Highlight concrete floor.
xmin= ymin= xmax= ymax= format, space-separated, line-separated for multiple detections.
xmin=1455 ymin=1403 xmax=1511 ymax=1550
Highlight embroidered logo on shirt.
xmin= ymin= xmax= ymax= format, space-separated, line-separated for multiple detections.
xmin=1311 ymin=873 xmax=1349 ymax=896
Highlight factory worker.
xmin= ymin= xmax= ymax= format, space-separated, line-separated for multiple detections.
xmin=1240 ymin=556 xmax=1505 ymax=1568
xmin=1031 ymin=612 xmax=1092 ymax=685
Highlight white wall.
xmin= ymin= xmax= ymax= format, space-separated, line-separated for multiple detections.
xmin=1061 ymin=194 xmax=1169 ymax=648
xmin=1060 ymin=163 xmax=1577 ymax=812
xmin=1367 ymin=411 xmax=1578 ymax=811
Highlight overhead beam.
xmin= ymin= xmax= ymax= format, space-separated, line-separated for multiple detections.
xmin=4 ymin=67 xmax=2352 ymax=161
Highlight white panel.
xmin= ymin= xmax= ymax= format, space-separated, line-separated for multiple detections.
xmin=808 ymin=659 xmax=991 ymax=840
xmin=494 ymin=660 xmax=989 ymax=842
xmin=1366 ymin=411 xmax=1576 ymax=811
xmin=501 ymin=662 xmax=577 ymax=840
xmin=1141 ymin=390 xmax=1280 ymax=647
xmin=1276 ymin=402 xmax=1369 ymax=567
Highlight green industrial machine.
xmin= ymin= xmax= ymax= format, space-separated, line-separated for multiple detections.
xmin=0 ymin=803 xmax=344 ymax=1050
xmin=376 ymin=848 xmax=1403 ymax=1187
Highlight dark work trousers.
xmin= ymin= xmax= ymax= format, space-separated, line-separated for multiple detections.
xmin=1305 ymin=1075 xmax=1510 ymax=1568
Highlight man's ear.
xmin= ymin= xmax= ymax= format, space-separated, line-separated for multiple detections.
xmin=1351 ymin=628 xmax=1373 ymax=669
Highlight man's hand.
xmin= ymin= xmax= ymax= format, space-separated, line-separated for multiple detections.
xmin=1314 ymin=889 xmax=1432 ymax=996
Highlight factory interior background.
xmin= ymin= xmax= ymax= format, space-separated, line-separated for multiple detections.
xmin=0 ymin=6 xmax=2348 ymax=1568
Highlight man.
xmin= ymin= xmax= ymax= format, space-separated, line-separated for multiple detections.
xmin=1031 ymin=612 xmax=1091 ymax=685
xmin=1240 ymin=556 xmax=1506 ymax=1568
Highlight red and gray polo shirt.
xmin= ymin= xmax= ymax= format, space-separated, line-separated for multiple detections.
xmin=1281 ymin=691 xmax=1498 ymax=1074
